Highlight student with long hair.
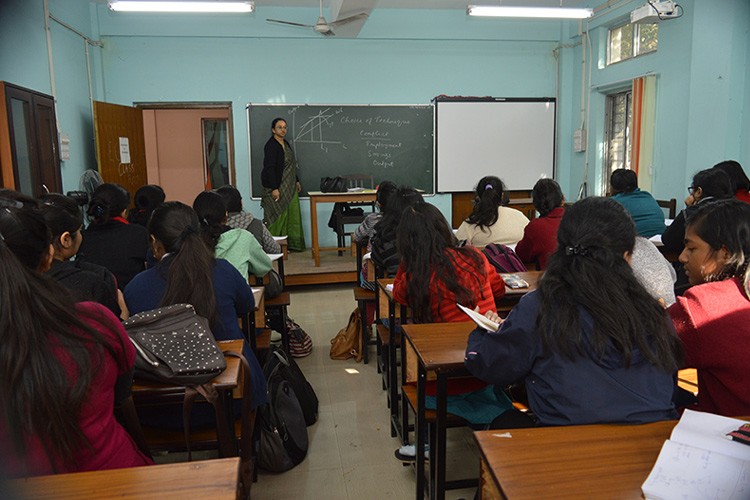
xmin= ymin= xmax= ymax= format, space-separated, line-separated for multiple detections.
xmin=712 ymin=159 xmax=750 ymax=204
xmin=370 ymin=186 xmax=423 ymax=277
xmin=392 ymin=202 xmax=510 ymax=460
xmin=455 ymin=176 xmax=529 ymax=247
xmin=466 ymin=197 xmax=682 ymax=426
xmin=669 ymin=199 xmax=750 ymax=416
xmin=661 ymin=168 xmax=733 ymax=254
xmin=127 ymin=184 xmax=165 ymax=227
xmin=123 ymin=202 xmax=265 ymax=408
xmin=193 ymin=191 xmax=272 ymax=279
xmin=515 ymin=178 xmax=565 ymax=269
xmin=78 ymin=183 xmax=148 ymax=289
xmin=353 ymin=180 xmax=397 ymax=290
xmin=216 ymin=185 xmax=281 ymax=254
xmin=0 ymin=199 xmax=151 ymax=476
xmin=37 ymin=193 xmax=125 ymax=319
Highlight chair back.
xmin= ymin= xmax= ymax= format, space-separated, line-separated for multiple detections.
xmin=656 ymin=198 xmax=677 ymax=219
xmin=342 ymin=174 xmax=374 ymax=190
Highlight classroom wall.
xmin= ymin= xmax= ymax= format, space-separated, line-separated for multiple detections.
xmin=0 ymin=0 xmax=103 ymax=191
xmin=91 ymin=5 xmax=562 ymax=246
xmin=558 ymin=0 xmax=750 ymax=202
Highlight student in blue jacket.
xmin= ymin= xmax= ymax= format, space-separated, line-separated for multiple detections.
xmin=609 ymin=169 xmax=665 ymax=238
xmin=465 ymin=197 xmax=682 ymax=426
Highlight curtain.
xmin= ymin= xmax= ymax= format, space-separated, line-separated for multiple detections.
xmin=632 ymin=75 xmax=657 ymax=191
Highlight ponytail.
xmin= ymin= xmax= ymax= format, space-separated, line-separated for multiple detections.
xmin=466 ymin=176 xmax=504 ymax=228
xmin=87 ymin=183 xmax=130 ymax=225
xmin=192 ymin=191 xmax=227 ymax=252
xmin=150 ymin=202 xmax=217 ymax=325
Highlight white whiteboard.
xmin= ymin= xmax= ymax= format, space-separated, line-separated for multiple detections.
xmin=435 ymin=100 xmax=556 ymax=192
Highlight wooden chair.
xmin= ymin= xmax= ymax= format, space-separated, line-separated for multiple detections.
xmin=657 ymin=198 xmax=677 ymax=219
xmin=333 ymin=174 xmax=376 ymax=255
xmin=352 ymin=239 xmax=376 ymax=364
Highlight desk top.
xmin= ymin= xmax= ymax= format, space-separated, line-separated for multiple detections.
xmin=10 ymin=457 xmax=240 ymax=500
xmin=307 ymin=190 xmax=377 ymax=202
xmin=132 ymin=339 xmax=243 ymax=393
xmin=475 ymin=420 xmax=677 ymax=499
xmin=500 ymin=270 xmax=542 ymax=297
xmin=377 ymin=278 xmax=395 ymax=300
xmin=402 ymin=322 xmax=474 ymax=372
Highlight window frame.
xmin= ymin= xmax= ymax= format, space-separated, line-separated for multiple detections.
xmin=603 ymin=89 xmax=633 ymax=194
xmin=606 ymin=21 xmax=658 ymax=66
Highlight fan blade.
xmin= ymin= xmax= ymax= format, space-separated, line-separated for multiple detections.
xmin=266 ymin=18 xmax=314 ymax=28
xmin=329 ymin=12 xmax=368 ymax=28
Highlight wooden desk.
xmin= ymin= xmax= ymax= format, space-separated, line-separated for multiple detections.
xmin=273 ymin=235 xmax=288 ymax=260
xmin=11 ymin=457 xmax=240 ymax=500
xmin=500 ymin=271 xmax=542 ymax=297
xmin=403 ymin=322 xmax=477 ymax=500
xmin=308 ymin=190 xmax=376 ymax=266
xmin=475 ymin=420 xmax=684 ymax=499
xmin=132 ymin=340 xmax=243 ymax=457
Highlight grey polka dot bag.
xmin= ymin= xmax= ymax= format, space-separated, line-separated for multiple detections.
xmin=123 ymin=303 xmax=227 ymax=385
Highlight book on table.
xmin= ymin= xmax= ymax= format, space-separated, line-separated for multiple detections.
xmin=642 ymin=409 xmax=750 ymax=500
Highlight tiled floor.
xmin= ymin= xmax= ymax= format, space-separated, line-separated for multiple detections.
xmin=252 ymin=284 xmax=479 ymax=500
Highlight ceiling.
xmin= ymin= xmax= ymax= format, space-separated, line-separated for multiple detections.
xmin=253 ymin=0 xmax=582 ymax=7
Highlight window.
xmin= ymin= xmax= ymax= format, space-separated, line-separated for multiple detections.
xmin=603 ymin=90 xmax=632 ymax=191
xmin=607 ymin=22 xmax=658 ymax=65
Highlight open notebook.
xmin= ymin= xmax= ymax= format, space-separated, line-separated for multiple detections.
xmin=457 ymin=304 xmax=500 ymax=332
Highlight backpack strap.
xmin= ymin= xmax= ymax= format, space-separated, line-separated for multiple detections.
xmin=223 ymin=350 xmax=256 ymax=499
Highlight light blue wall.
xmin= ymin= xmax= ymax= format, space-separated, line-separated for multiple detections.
xmin=93 ymin=5 xmax=562 ymax=246
xmin=3 ymin=1 xmax=749 ymax=246
xmin=558 ymin=0 xmax=750 ymax=202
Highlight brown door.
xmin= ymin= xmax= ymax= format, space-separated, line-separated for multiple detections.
xmin=0 ymin=82 xmax=62 ymax=196
xmin=93 ymin=101 xmax=147 ymax=199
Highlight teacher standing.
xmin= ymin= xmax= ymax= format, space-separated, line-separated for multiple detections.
xmin=261 ymin=117 xmax=305 ymax=251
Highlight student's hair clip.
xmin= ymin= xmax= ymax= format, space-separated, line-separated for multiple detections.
xmin=565 ymin=245 xmax=589 ymax=257
xmin=0 ymin=198 xmax=23 ymax=209
xmin=484 ymin=184 xmax=493 ymax=191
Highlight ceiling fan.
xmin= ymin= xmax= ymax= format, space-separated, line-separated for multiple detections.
xmin=266 ymin=0 xmax=368 ymax=37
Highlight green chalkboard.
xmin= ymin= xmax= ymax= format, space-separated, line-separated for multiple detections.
xmin=247 ymin=104 xmax=434 ymax=197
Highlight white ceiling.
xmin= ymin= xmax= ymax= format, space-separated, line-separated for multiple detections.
xmin=254 ymin=0 xmax=582 ymax=7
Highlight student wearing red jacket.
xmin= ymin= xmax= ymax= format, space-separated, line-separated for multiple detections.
xmin=669 ymin=199 xmax=750 ymax=416
xmin=515 ymin=178 xmax=565 ymax=269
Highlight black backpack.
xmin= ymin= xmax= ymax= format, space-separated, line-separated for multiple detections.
xmin=258 ymin=350 xmax=309 ymax=472
xmin=265 ymin=347 xmax=318 ymax=426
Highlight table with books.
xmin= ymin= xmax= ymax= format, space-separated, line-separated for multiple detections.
xmin=474 ymin=410 xmax=750 ymax=499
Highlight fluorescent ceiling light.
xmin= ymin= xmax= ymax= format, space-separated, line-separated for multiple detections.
xmin=467 ymin=5 xmax=593 ymax=19
xmin=109 ymin=1 xmax=254 ymax=13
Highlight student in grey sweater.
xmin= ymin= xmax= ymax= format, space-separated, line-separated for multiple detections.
xmin=630 ymin=236 xmax=676 ymax=306
xmin=216 ymin=185 xmax=281 ymax=254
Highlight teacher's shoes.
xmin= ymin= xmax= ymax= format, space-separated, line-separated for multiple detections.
xmin=394 ymin=444 xmax=429 ymax=462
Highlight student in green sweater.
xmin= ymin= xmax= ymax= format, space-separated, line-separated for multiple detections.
xmin=193 ymin=191 xmax=272 ymax=279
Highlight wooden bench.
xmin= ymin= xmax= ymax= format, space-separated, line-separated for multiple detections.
xmin=353 ymin=286 xmax=376 ymax=364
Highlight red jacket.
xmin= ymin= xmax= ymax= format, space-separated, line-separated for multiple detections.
xmin=669 ymin=278 xmax=750 ymax=417
xmin=514 ymin=206 xmax=564 ymax=269
xmin=393 ymin=247 xmax=504 ymax=396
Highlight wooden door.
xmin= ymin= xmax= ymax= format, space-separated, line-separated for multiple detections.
xmin=93 ymin=101 xmax=147 ymax=199
xmin=0 ymin=82 xmax=62 ymax=196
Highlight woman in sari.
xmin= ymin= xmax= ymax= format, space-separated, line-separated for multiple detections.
xmin=261 ymin=117 xmax=305 ymax=251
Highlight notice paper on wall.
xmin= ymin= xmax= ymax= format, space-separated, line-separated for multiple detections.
xmin=641 ymin=410 xmax=750 ymax=500
xmin=119 ymin=137 xmax=131 ymax=164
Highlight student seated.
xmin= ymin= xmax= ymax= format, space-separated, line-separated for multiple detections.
xmin=78 ymin=183 xmax=148 ymax=289
xmin=127 ymin=184 xmax=165 ymax=227
xmin=668 ymin=199 xmax=750 ymax=416
xmin=393 ymin=202 xmax=510 ymax=459
xmin=123 ymin=202 xmax=266 ymax=410
xmin=609 ymin=168 xmax=665 ymax=238
xmin=216 ymin=184 xmax=281 ymax=254
xmin=370 ymin=186 xmax=423 ymax=277
xmin=193 ymin=191 xmax=272 ymax=279
xmin=455 ymin=176 xmax=529 ymax=247
xmin=0 ymin=198 xmax=151 ymax=476
xmin=515 ymin=178 xmax=565 ymax=269
xmin=465 ymin=197 xmax=682 ymax=426
xmin=38 ymin=193 xmax=126 ymax=319
xmin=661 ymin=168 xmax=733 ymax=254
xmin=712 ymin=159 xmax=750 ymax=204
xmin=352 ymin=181 xmax=397 ymax=290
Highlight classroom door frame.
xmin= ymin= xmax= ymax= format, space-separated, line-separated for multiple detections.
xmin=136 ymin=102 xmax=236 ymax=204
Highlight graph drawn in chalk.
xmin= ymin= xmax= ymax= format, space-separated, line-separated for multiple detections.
xmin=293 ymin=108 xmax=342 ymax=152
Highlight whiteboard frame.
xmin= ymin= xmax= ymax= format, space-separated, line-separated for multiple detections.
xmin=434 ymin=98 xmax=556 ymax=193
xmin=246 ymin=103 xmax=436 ymax=200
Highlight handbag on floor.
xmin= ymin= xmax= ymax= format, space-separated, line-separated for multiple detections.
xmin=330 ymin=308 xmax=363 ymax=362
xmin=123 ymin=303 xmax=226 ymax=385
xmin=287 ymin=318 xmax=313 ymax=358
